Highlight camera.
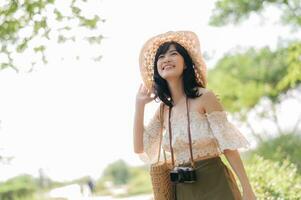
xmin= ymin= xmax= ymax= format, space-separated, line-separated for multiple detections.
xmin=170 ymin=167 xmax=197 ymax=183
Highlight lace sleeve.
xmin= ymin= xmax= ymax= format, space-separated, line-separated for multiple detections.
xmin=206 ymin=111 xmax=250 ymax=152
xmin=138 ymin=112 xmax=162 ymax=164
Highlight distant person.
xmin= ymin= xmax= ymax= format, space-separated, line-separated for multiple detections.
xmin=87 ymin=178 xmax=95 ymax=195
xmin=133 ymin=31 xmax=256 ymax=199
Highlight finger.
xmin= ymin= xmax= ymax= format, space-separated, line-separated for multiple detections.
xmin=139 ymin=84 xmax=145 ymax=93
xmin=142 ymin=85 xmax=148 ymax=94
xmin=147 ymin=89 xmax=152 ymax=96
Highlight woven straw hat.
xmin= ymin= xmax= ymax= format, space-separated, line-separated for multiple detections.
xmin=139 ymin=31 xmax=207 ymax=91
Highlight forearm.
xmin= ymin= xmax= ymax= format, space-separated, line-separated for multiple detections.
xmin=224 ymin=149 xmax=253 ymax=193
xmin=133 ymin=102 xmax=145 ymax=153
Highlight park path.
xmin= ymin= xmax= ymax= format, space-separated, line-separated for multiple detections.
xmin=81 ymin=194 xmax=153 ymax=200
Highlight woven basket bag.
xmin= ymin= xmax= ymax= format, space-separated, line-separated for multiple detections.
xmin=149 ymin=103 xmax=173 ymax=200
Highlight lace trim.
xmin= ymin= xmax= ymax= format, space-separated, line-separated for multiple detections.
xmin=175 ymin=143 xmax=221 ymax=165
xmin=138 ymin=110 xmax=250 ymax=164
xmin=140 ymin=115 xmax=162 ymax=164
xmin=206 ymin=111 xmax=250 ymax=151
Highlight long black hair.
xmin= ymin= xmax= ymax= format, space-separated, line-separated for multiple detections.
xmin=153 ymin=41 xmax=204 ymax=107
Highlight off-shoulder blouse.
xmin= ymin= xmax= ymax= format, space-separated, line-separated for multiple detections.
xmin=138 ymin=110 xmax=250 ymax=165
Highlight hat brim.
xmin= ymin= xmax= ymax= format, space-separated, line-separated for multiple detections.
xmin=139 ymin=31 xmax=207 ymax=91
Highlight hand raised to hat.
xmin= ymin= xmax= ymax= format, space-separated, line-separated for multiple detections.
xmin=136 ymin=83 xmax=154 ymax=106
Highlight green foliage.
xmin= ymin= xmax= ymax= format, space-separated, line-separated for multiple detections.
xmin=277 ymin=42 xmax=301 ymax=91
xmin=244 ymin=154 xmax=301 ymax=199
xmin=102 ymin=159 xmax=130 ymax=186
xmin=249 ymin=133 xmax=301 ymax=174
xmin=209 ymin=0 xmax=301 ymax=97
xmin=96 ymin=163 xmax=152 ymax=196
xmin=0 ymin=0 xmax=105 ymax=71
xmin=207 ymin=45 xmax=291 ymax=112
xmin=240 ymin=133 xmax=301 ymax=198
xmin=0 ymin=174 xmax=36 ymax=200
xmin=94 ymin=180 xmax=111 ymax=196
xmin=209 ymin=0 xmax=301 ymax=28
xmin=127 ymin=166 xmax=152 ymax=195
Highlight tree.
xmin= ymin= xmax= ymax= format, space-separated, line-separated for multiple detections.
xmin=207 ymin=45 xmax=292 ymax=139
xmin=0 ymin=0 xmax=104 ymax=71
xmin=0 ymin=174 xmax=37 ymax=200
xmin=207 ymin=0 xmax=301 ymax=140
xmin=209 ymin=0 xmax=301 ymax=94
xmin=102 ymin=160 xmax=130 ymax=186
xmin=209 ymin=0 xmax=301 ymax=28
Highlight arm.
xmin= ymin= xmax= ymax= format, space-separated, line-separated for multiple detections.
xmin=133 ymin=102 xmax=146 ymax=153
xmin=133 ymin=84 xmax=154 ymax=153
xmin=202 ymin=90 xmax=256 ymax=199
xmin=224 ymin=149 xmax=256 ymax=199
xmin=133 ymin=84 xmax=164 ymax=164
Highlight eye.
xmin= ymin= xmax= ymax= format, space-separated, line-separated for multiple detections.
xmin=158 ymin=55 xmax=164 ymax=59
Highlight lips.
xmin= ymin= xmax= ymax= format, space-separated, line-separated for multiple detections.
xmin=162 ymin=65 xmax=175 ymax=70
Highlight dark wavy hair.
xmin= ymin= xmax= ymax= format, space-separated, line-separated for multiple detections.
xmin=153 ymin=41 xmax=204 ymax=107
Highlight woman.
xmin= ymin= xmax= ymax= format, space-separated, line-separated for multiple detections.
xmin=133 ymin=31 xmax=256 ymax=200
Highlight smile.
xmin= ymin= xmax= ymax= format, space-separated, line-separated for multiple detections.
xmin=162 ymin=65 xmax=175 ymax=70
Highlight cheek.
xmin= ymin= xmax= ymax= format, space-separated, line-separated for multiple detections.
xmin=156 ymin=61 xmax=163 ymax=72
xmin=176 ymin=59 xmax=185 ymax=70
xmin=179 ymin=57 xmax=185 ymax=66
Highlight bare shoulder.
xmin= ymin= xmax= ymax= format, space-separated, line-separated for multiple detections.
xmin=197 ymin=88 xmax=224 ymax=113
xmin=195 ymin=87 xmax=213 ymax=102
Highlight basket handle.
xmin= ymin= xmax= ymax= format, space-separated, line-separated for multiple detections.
xmin=156 ymin=103 xmax=166 ymax=163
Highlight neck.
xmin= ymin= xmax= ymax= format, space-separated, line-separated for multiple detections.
xmin=167 ymin=79 xmax=185 ymax=106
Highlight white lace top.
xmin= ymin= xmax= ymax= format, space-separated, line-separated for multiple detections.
xmin=139 ymin=110 xmax=250 ymax=165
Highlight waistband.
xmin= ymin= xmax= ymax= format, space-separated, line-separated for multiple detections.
xmin=179 ymin=156 xmax=222 ymax=169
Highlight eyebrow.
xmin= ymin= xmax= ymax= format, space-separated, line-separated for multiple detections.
xmin=167 ymin=49 xmax=177 ymax=53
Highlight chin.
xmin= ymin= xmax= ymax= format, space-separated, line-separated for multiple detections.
xmin=161 ymin=72 xmax=181 ymax=80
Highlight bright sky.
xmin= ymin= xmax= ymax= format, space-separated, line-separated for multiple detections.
xmin=0 ymin=0 xmax=300 ymax=182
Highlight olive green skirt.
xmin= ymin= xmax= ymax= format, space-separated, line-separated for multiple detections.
xmin=174 ymin=156 xmax=242 ymax=200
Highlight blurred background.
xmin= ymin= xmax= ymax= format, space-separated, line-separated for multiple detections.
xmin=0 ymin=0 xmax=300 ymax=199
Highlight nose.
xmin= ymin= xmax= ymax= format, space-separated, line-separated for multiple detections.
xmin=162 ymin=55 xmax=172 ymax=64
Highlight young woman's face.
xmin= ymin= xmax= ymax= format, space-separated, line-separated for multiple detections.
xmin=156 ymin=44 xmax=185 ymax=81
